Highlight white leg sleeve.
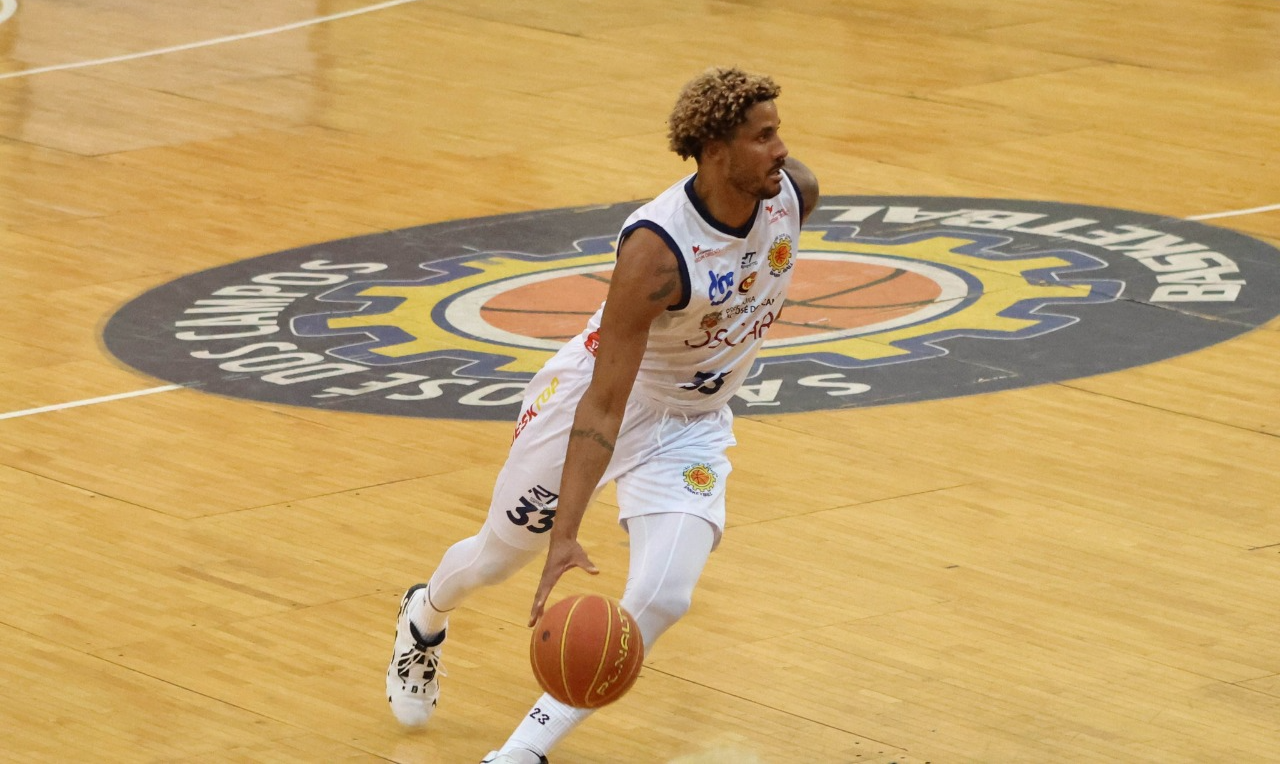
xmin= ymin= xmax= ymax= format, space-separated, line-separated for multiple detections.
xmin=621 ymin=512 xmax=716 ymax=650
xmin=414 ymin=522 xmax=541 ymax=637
xmin=500 ymin=512 xmax=716 ymax=758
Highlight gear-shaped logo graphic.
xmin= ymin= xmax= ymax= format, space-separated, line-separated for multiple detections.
xmin=104 ymin=197 xmax=1280 ymax=419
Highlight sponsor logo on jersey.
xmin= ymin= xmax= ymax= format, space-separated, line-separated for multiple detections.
xmin=684 ymin=309 xmax=775 ymax=350
xmin=721 ymin=295 xmax=759 ymax=320
xmin=708 ymin=269 xmax=735 ymax=306
xmin=738 ymin=271 xmax=758 ymax=294
xmin=767 ymin=234 xmax=793 ymax=276
xmin=103 ymin=196 xmax=1280 ymax=419
xmin=692 ymin=244 xmax=726 ymax=263
xmin=682 ymin=463 xmax=718 ymax=496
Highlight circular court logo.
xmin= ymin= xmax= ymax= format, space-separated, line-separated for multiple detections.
xmin=104 ymin=197 xmax=1280 ymax=419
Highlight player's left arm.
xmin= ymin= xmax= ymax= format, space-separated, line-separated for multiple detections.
xmin=527 ymin=226 xmax=680 ymax=625
xmin=783 ymin=156 xmax=820 ymax=224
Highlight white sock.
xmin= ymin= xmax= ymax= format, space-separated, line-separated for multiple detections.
xmin=411 ymin=584 xmax=450 ymax=640
xmin=502 ymin=694 xmax=591 ymax=759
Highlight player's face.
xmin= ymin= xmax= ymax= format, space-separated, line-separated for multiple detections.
xmin=725 ymin=100 xmax=788 ymax=200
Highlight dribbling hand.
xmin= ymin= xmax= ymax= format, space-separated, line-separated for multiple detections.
xmin=529 ymin=537 xmax=599 ymax=626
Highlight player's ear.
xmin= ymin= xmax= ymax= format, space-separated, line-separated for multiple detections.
xmin=700 ymin=138 xmax=725 ymax=163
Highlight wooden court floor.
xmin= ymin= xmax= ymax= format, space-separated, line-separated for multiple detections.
xmin=2 ymin=1 xmax=1279 ymax=762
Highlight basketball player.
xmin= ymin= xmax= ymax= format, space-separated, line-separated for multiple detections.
xmin=386 ymin=67 xmax=819 ymax=764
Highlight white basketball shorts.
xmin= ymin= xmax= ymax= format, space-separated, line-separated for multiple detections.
xmin=485 ymin=342 xmax=735 ymax=551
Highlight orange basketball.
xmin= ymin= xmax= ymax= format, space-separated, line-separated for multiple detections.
xmin=530 ymin=594 xmax=643 ymax=709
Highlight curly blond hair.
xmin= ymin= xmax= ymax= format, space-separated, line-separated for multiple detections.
xmin=667 ymin=67 xmax=781 ymax=161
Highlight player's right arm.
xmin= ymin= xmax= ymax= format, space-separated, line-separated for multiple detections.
xmin=528 ymin=226 xmax=681 ymax=625
xmin=783 ymin=156 xmax=820 ymax=223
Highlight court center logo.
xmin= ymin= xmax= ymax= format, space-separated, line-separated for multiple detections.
xmin=104 ymin=197 xmax=1280 ymax=420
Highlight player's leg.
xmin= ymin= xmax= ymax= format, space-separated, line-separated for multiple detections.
xmin=490 ymin=512 xmax=716 ymax=762
xmin=386 ymin=468 xmax=560 ymax=726
xmin=619 ymin=511 xmax=717 ymax=646
xmin=387 ymin=517 xmax=546 ymax=726
xmin=412 ymin=459 xmax=567 ymax=641
xmin=488 ymin=407 xmax=731 ymax=761
xmin=387 ymin=364 xmax=583 ymax=728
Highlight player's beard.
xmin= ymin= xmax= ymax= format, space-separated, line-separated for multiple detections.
xmin=728 ymin=156 xmax=784 ymax=201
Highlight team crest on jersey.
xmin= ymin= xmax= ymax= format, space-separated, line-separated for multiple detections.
xmin=682 ymin=463 xmax=718 ymax=496
xmin=767 ymin=234 xmax=794 ymax=276
xmin=103 ymin=196 xmax=1280 ymax=420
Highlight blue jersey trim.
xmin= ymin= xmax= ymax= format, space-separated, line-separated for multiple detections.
xmin=619 ymin=220 xmax=691 ymax=312
xmin=684 ymin=175 xmax=758 ymax=239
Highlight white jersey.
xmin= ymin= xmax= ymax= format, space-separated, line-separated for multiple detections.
xmin=576 ymin=171 xmax=805 ymax=413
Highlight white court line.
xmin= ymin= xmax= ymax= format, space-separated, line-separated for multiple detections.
xmin=0 ymin=385 xmax=182 ymax=421
xmin=0 ymin=1 xmax=18 ymax=27
xmin=0 ymin=0 xmax=422 ymax=81
xmin=1185 ymin=203 xmax=1280 ymax=221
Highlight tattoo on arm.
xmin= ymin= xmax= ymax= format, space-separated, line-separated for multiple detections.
xmin=570 ymin=427 xmax=616 ymax=453
xmin=647 ymin=263 xmax=680 ymax=304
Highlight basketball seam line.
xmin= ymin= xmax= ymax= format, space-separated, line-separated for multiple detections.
xmin=585 ymin=599 xmax=615 ymax=705
xmin=530 ymin=624 xmax=555 ymax=703
xmin=559 ymin=596 xmax=586 ymax=706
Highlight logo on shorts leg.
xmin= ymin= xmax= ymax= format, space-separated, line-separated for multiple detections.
xmin=512 ymin=376 xmax=559 ymax=443
xmin=682 ymin=463 xmax=718 ymax=496
xmin=507 ymin=484 xmax=559 ymax=533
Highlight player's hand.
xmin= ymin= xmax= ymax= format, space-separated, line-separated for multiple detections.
xmin=529 ymin=538 xmax=598 ymax=626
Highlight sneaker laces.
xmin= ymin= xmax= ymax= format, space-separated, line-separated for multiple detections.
xmin=394 ymin=622 xmax=448 ymax=688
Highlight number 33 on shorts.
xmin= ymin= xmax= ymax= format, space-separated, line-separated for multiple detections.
xmin=507 ymin=484 xmax=559 ymax=533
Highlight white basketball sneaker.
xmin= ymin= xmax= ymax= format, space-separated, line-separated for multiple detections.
xmin=480 ymin=751 xmax=549 ymax=764
xmin=385 ymin=583 xmax=446 ymax=727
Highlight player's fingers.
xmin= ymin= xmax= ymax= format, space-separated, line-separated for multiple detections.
xmin=529 ymin=593 xmax=547 ymax=627
xmin=530 ymin=587 xmax=551 ymax=625
xmin=529 ymin=569 xmax=562 ymax=626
